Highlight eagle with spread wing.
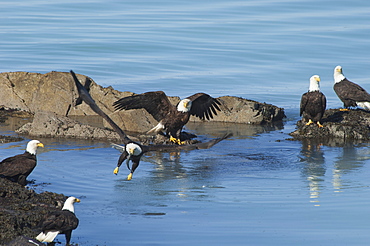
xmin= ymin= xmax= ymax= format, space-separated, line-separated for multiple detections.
xmin=70 ymin=71 xmax=231 ymax=180
xmin=113 ymin=91 xmax=221 ymax=144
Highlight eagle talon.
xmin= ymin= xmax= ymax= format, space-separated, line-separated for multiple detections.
xmin=305 ymin=119 xmax=314 ymax=126
xmin=177 ymin=139 xmax=185 ymax=145
xmin=317 ymin=122 xmax=324 ymax=128
xmin=113 ymin=167 xmax=119 ymax=175
xmin=127 ymin=173 xmax=133 ymax=181
xmin=339 ymin=108 xmax=350 ymax=111
xmin=170 ymin=136 xmax=185 ymax=145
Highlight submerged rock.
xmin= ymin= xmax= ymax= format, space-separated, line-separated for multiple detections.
xmin=0 ymin=178 xmax=66 ymax=245
xmin=290 ymin=109 xmax=370 ymax=141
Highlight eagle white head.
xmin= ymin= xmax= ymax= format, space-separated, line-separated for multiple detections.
xmin=26 ymin=140 xmax=44 ymax=155
xmin=334 ymin=65 xmax=345 ymax=83
xmin=126 ymin=143 xmax=142 ymax=156
xmin=177 ymin=98 xmax=192 ymax=113
xmin=62 ymin=196 xmax=80 ymax=213
xmin=309 ymin=75 xmax=321 ymax=92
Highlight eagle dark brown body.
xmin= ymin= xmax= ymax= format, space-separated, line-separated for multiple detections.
xmin=0 ymin=140 xmax=43 ymax=186
xmin=0 ymin=152 xmax=37 ymax=186
xmin=36 ymin=197 xmax=80 ymax=245
xmin=300 ymin=91 xmax=326 ymax=123
xmin=334 ymin=78 xmax=370 ymax=108
xmin=113 ymin=91 xmax=221 ymax=142
xmin=70 ymin=70 xmax=231 ymax=180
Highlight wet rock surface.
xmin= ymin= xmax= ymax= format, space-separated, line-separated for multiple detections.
xmin=5 ymin=235 xmax=44 ymax=246
xmin=0 ymin=71 xmax=285 ymax=136
xmin=289 ymin=109 xmax=370 ymax=141
xmin=16 ymin=111 xmax=122 ymax=141
xmin=0 ymin=178 xmax=67 ymax=245
xmin=15 ymin=110 xmax=199 ymax=145
xmin=0 ymin=108 xmax=31 ymax=143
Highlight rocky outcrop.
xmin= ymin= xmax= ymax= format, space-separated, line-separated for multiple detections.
xmin=0 ymin=178 xmax=66 ymax=245
xmin=290 ymin=109 xmax=370 ymax=140
xmin=0 ymin=71 xmax=285 ymax=138
xmin=200 ymin=96 xmax=286 ymax=124
xmin=16 ymin=111 xmax=121 ymax=141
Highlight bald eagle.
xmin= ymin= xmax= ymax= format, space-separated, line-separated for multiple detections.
xmin=0 ymin=140 xmax=44 ymax=186
xmin=36 ymin=196 xmax=80 ymax=245
xmin=113 ymin=91 xmax=221 ymax=144
xmin=70 ymin=70 xmax=231 ymax=180
xmin=300 ymin=75 xmax=326 ymax=127
xmin=333 ymin=65 xmax=370 ymax=110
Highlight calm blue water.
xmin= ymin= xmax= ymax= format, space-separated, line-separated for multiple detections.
xmin=2 ymin=0 xmax=370 ymax=245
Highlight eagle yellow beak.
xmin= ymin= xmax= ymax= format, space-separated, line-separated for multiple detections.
xmin=37 ymin=143 xmax=44 ymax=148
xmin=75 ymin=198 xmax=81 ymax=203
xmin=127 ymin=173 xmax=133 ymax=181
xmin=113 ymin=167 xmax=119 ymax=175
xmin=316 ymin=77 xmax=320 ymax=82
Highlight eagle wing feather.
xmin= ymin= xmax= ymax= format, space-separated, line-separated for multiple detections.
xmin=70 ymin=70 xmax=132 ymax=144
xmin=40 ymin=210 xmax=79 ymax=232
xmin=113 ymin=91 xmax=173 ymax=122
xmin=300 ymin=92 xmax=309 ymax=116
xmin=335 ymin=79 xmax=370 ymax=102
xmin=321 ymin=93 xmax=327 ymax=113
xmin=0 ymin=153 xmax=36 ymax=177
xmin=187 ymin=93 xmax=221 ymax=120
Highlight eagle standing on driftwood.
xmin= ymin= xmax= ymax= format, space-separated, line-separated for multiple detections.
xmin=113 ymin=91 xmax=221 ymax=145
xmin=70 ymin=70 xmax=231 ymax=180
xmin=0 ymin=140 xmax=44 ymax=186
xmin=300 ymin=75 xmax=326 ymax=127
xmin=333 ymin=65 xmax=370 ymax=111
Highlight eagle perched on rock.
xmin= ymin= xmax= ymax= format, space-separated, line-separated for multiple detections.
xmin=113 ymin=91 xmax=221 ymax=144
xmin=333 ymin=65 xmax=370 ymax=111
xmin=36 ymin=196 xmax=80 ymax=245
xmin=70 ymin=70 xmax=231 ymax=180
xmin=300 ymin=75 xmax=326 ymax=127
xmin=0 ymin=140 xmax=44 ymax=186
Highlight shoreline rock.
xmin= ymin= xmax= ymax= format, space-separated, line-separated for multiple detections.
xmin=16 ymin=111 xmax=122 ymax=141
xmin=289 ymin=108 xmax=370 ymax=141
xmin=0 ymin=71 xmax=285 ymax=139
xmin=0 ymin=178 xmax=67 ymax=245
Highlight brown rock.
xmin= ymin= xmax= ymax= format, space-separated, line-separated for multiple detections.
xmin=0 ymin=71 xmax=285 ymax=137
xmin=0 ymin=71 xmax=76 ymax=115
xmin=16 ymin=111 xmax=121 ymax=141
xmin=190 ymin=96 xmax=285 ymax=124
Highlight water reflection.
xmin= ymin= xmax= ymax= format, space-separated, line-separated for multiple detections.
xmin=186 ymin=121 xmax=284 ymax=138
xmin=144 ymin=151 xmax=187 ymax=180
xmin=299 ymin=139 xmax=370 ymax=206
xmin=0 ymin=113 xmax=32 ymax=131
xmin=299 ymin=139 xmax=326 ymax=206
xmin=332 ymin=144 xmax=369 ymax=192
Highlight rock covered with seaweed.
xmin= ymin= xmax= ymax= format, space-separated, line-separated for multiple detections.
xmin=290 ymin=109 xmax=370 ymax=141
xmin=0 ymin=178 xmax=67 ymax=245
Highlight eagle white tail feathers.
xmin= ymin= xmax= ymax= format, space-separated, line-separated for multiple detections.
xmin=36 ymin=231 xmax=60 ymax=243
xmin=356 ymin=102 xmax=370 ymax=111
xmin=147 ymin=123 xmax=165 ymax=135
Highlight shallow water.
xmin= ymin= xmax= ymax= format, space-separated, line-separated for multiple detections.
xmin=2 ymin=0 xmax=370 ymax=245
